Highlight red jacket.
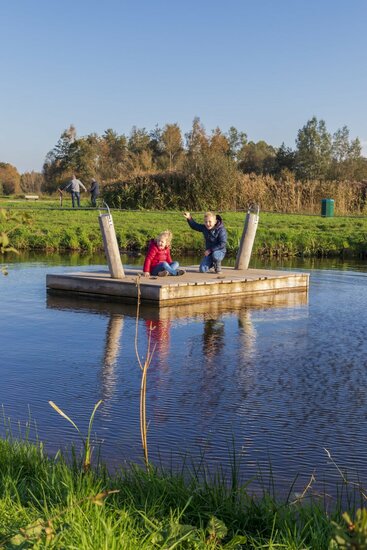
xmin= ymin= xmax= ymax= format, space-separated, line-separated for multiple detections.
xmin=143 ymin=239 xmax=173 ymax=273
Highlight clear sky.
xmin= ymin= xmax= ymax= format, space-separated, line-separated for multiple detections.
xmin=1 ymin=0 xmax=366 ymax=173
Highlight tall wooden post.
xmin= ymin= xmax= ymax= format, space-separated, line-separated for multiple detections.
xmin=98 ymin=206 xmax=125 ymax=279
xmin=235 ymin=204 xmax=259 ymax=270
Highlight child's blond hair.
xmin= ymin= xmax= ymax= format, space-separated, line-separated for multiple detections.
xmin=156 ymin=230 xmax=172 ymax=247
xmin=204 ymin=211 xmax=216 ymax=220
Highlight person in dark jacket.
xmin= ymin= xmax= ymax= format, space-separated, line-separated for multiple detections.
xmin=143 ymin=230 xmax=185 ymax=277
xmin=183 ymin=211 xmax=227 ymax=273
xmin=90 ymin=178 xmax=100 ymax=207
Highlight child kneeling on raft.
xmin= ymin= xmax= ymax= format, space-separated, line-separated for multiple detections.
xmin=143 ymin=230 xmax=185 ymax=277
xmin=183 ymin=211 xmax=227 ymax=273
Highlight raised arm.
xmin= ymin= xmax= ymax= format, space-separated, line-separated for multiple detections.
xmin=183 ymin=211 xmax=205 ymax=232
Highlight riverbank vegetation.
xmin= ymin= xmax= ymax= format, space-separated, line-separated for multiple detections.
xmin=1 ymin=116 xmax=367 ymax=217
xmin=1 ymin=205 xmax=367 ymax=258
xmin=0 ymin=436 xmax=364 ymax=548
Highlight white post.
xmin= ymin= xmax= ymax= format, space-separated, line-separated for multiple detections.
xmin=98 ymin=206 xmax=125 ymax=279
xmin=235 ymin=204 xmax=260 ymax=270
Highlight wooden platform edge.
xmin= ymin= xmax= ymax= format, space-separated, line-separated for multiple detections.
xmin=46 ymin=271 xmax=309 ymax=307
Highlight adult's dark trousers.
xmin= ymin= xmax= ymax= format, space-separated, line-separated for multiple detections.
xmin=91 ymin=193 xmax=98 ymax=207
xmin=71 ymin=191 xmax=80 ymax=207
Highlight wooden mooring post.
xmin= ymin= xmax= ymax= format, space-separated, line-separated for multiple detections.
xmin=235 ymin=204 xmax=259 ymax=270
xmin=98 ymin=204 xmax=125 ymax=279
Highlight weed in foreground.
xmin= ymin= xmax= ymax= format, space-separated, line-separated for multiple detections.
xmin=48 ymin=399 xmax=102 ymax=473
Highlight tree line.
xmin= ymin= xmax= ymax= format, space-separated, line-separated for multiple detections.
xmin=1 ymin=116 xmax=367 ymax=212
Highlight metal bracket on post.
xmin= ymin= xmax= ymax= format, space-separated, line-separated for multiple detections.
xmin=235 ymin=203 xmax=260 ymax=270
xmin=100 ymin=202 xmax=113 ymax=226
xmin=98 ymin=202 xmax=125 ymax=279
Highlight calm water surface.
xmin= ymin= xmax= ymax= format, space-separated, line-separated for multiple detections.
xmin=1 ymin=252 xmax=367 ymax=498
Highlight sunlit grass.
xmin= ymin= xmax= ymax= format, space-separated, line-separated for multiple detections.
xmin=0 ymin=406 xmax=366 ymax=547
xmin=0 ymin=436 xmax=342 ymax=548
xmin=1 ymin=202 xmax=367 ymax=257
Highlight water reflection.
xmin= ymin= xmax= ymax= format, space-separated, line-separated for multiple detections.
xmin=238 ymin=309 xmax=257 ymax=359
xmin=145 ymin=319 xmax=171 ymax=367
xmin=47 ymin=290 xmax=308 ymax=320
xmin=203 ymin=319 xmax=225 ymax=361
xmin=101 ymin=314 xmax=123 ymax=402
xmin=11 ymin=257 xmax=367 ymax=500
xmin=46 ymin=291 xmax=308 ymax=414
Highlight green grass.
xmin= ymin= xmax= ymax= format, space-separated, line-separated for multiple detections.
xmin=1 ymin=199 xmax=367 ymax=257
xmin=0 ymin=436 xmax=355 ymax=548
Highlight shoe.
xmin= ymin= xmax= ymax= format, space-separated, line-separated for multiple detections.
xmin=158 ymin=270 xmax=169 ymax=277
xmin=214 ymin=263 xmax=222 ymax=274
xmin=176 ymin=269 xmax=185 ymax=276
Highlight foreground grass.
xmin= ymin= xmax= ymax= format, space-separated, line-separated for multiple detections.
xmin=1 ymin=199 xmax=367 ymax=257
xmin=1 ymin=438 xmax=355 ymax=549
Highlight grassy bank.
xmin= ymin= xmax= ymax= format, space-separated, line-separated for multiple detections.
xmin=1 ymin=437 xmax=361 ymax=548
xmin=1 ymin=200 xmax=367 ymax=257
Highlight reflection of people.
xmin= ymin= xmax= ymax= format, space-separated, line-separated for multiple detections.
xmin=64 ymin=174 xmax=87 ymax=208
xmin=90 ymin=178 xmax=100 ymax=207
xmin=145 ymin=319 xmax=171 ymax=364
xmin=143 ymin=230 xmax=185 ymax=277
xmin=203 ymin=318 xmax=225 ymax=360
xmin=183 ymin=211 xmax=227 ymax=273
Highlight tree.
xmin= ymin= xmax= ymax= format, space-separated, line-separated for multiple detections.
xmin=20 ymin=171 xmax=44 ymax=193
xmin=185 ymin=117 xmax=209 ymax=157
xmin=43 ymin=124 xmax=78 ymax=192
xmin=238 ymin=140 xmax=276 ymax=175
xmin=295 ymin=117 xmax=332 ymax=180
xmin=128 ymin=127 xmax=151 ymax=155
xmin=329 ymin=126 xmax=367 ymax=180
xmin=183 ymin=147 xmax=240 ymax=210
xmin=67 ymin=133 xmax=101 ymax=180
xmin=210 ymin=127 xmax=230 ymax=156
xmin=273 ymin=143 xmax=297 ymax=175
xmin=161 ymin=123 xmax=183 ymax=171
xmin=0 ymin=163 xmax=21 ymax=195
xmin=128 ymin=127 xmax=153 ymax=171
xmin=332 ymin=126 xmax=351 ymax=164
xmin=226 ymin=126 xmax=247 ymax=160
xmin=99 ymin=129 xmax=131 ymax=182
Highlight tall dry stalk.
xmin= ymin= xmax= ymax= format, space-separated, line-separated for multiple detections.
xmin=135 ymin=276 xmax=155 ymax=468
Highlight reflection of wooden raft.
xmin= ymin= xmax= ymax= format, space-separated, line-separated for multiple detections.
xmin=46 ymin=266 xmax=309 ymax=307
xmin=47 ymin=287 xmax=308 ymax=319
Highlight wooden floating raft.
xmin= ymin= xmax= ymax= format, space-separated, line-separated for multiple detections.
xmin=46 ymin=266 xmax=309 ymax=307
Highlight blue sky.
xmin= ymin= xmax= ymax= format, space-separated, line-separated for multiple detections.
xmin=1 ymin=0 xmax=367 ymax=173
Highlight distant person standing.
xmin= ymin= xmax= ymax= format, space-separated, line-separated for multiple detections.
xmin=90 ymin=178 xmax=100 ymax=207
xmin=64 ymin=174 xmax=87 ymax=208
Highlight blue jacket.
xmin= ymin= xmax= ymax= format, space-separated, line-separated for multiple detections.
xmin=187 ymin=215 xmax=227 ymax=253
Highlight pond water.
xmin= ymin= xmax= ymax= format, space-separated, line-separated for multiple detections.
xmin=1 ymin=252 xmax=367 ymax=500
